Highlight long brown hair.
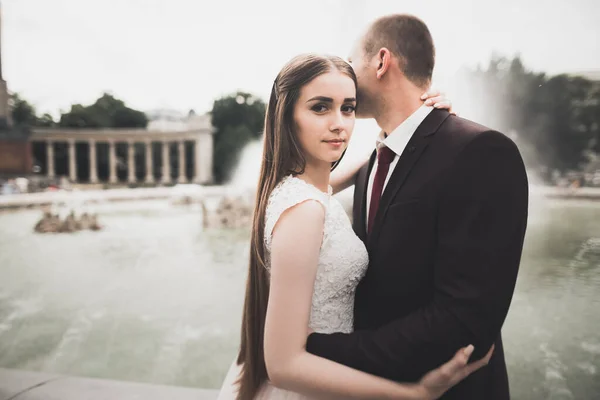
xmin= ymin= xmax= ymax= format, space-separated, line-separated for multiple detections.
xmin=235 ymin=54 xmax=357 ymax=399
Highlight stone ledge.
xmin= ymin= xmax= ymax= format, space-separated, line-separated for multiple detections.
xmin=0 ymin=368 xmax=218 ymax=400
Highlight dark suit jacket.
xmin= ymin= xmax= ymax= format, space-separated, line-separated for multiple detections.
xmin=306 ymin=109 xmax=529 ymax=399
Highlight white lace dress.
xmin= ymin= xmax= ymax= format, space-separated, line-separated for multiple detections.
xmin=217 ymin=175 xmax=369 ymax=399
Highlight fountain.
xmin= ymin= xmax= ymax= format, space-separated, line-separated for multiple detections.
xmin=33 ymin=191 xmax=103 ymax=233
xmin=201 ymin=194 xmax=253 ymax=229
xmin=196 ymin=140 xmax=262 ymax=229
xmin=34 ymin=209 xmax=102 ymax=233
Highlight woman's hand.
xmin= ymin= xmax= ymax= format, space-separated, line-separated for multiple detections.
xmin=416 ymin=344 xmax=494 ymax=399
xmin=420 ymin=89 xmax=457 ymax=115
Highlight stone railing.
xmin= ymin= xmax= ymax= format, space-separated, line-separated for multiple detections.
xmin=0 ymin=368 xmax=218 ymax=400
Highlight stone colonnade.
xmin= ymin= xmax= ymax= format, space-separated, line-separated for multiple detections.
xmin=31 ymin=129 xmax=213 ymax=184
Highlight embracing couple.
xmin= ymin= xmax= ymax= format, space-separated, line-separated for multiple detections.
xmin=218 ymin=13 xmax=529 ymax=400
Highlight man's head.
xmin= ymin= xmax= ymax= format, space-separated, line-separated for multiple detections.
xmin=349 ymin=14 xmax=435 ymax=118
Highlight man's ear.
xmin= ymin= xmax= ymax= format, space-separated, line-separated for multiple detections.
xmin=375 ymin=48 xmax=393 ymax=80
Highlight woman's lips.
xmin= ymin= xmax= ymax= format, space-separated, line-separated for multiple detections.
xmin=323 ymin=139 xmax=345 ymax=147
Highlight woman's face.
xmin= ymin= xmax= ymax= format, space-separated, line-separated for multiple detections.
xmin=293 ymin=70 xmax=356 ymax=168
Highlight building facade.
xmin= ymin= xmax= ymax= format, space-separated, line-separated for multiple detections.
xmin=29 ymin=127 xmax=213 ymax=184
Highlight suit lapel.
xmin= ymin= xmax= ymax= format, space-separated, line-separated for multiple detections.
xmin=367 ymin=109 xmax=451 ymax=249
xmin=353 ymin=150 xmax=376 ymax=243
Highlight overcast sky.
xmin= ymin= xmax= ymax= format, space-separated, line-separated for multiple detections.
xmin=3 ymin=0 xmax=599 ymax=117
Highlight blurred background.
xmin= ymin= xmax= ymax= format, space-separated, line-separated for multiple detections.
xmin=0 ymin=0 xmax=599 ymax=399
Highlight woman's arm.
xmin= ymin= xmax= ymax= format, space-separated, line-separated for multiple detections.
xmin=330 ymin=153 xmax=370 ymax=194
xmin=264 ymin=200 xmax=487 ymax=400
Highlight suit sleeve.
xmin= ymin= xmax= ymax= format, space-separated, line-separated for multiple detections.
xmin=306 ymin=130 xmax=529 ymax=381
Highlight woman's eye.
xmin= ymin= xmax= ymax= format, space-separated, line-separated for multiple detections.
xmin=342 ymin=105 xmax=356 ymax=113
xmin=311 ymin=104 xmax=328 ymax=113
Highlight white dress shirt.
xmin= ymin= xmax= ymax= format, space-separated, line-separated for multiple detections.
xmin=366 ymin=105 xmax=434 ymax=225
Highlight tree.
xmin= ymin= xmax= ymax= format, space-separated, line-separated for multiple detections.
xmin=112 ymin=107 xmax=148 ymax=128
xmin=59 ymin=104 xmax=100 ymax=128
xmin=459 ymin=56 xmax=599 ymax=179
xmin=8 ymin=93 xmax=56 ymax=129
xmin=211 ymin=92 xmax=266 ymax=183
xmin=211 ymin=92 xmax=265 ymax=138
xmin=59 ymin=93 xmax=148 ymax=128
xmin=590 ymin=84 xmax=600 ymax=153
xmin=533 ymin=75 xmax=595 ymax=171
xmin=36 ymin=113 xmax=56 ymax=128
xmin=10 ymin=93 xmax=38 ymax=127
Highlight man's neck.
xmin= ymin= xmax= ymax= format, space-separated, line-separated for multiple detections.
xmin=375 ymin=85 xmax=427 ymax=135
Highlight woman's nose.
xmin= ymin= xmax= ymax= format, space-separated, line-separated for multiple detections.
xmin=329 ymin=112 xmax=344 ymax=132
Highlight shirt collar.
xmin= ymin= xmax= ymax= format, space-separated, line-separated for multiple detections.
xmin=376 ymin=104 xmax=434 ymax=155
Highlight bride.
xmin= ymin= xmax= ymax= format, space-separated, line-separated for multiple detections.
xmin=217 ymin=53 xmax=492 ymax=400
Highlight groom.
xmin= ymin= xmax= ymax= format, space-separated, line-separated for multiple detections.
xmin=306 ymin=14 xmax=529 ymax=399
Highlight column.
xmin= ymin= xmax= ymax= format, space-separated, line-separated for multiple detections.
xmin=68 ymin=139 xmax=77 ymax=183
xmin=178 ymin=141 xmax=186 ymax=183
xmin=47 ymin=140 xmax=55 ymax=179
xmin=145 ymin=140 xmax=154 ymax=184
xmin=162 ymin=140 xmax=171 ymax=183
xmin=89 ymin=139 xmax=98 ymax=183
xmin=127 ymin=140 xmax=136 ymax=184
xmin=108 ymin=140 xmax=118 ymax=184
xmin=194 ymin=139 xmax=202 ymax=184
xmin=204 ymin=133 xmax=213 ymax=183
xmin=194 ymin=133 xmax=213 ymax=184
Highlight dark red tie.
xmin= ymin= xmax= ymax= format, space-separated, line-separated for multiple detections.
xmin=368 ymin=146 xmax=396 ymax=236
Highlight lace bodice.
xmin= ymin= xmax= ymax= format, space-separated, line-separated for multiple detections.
xmin=264 ymin=175 xmax=369 ymax=334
